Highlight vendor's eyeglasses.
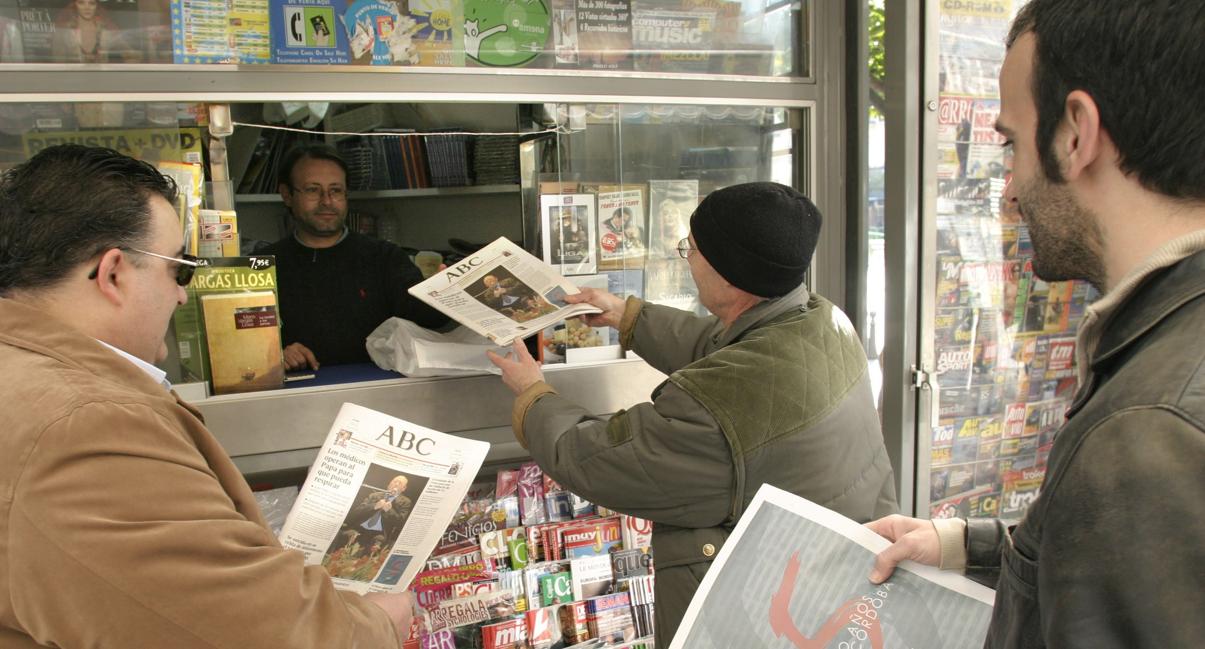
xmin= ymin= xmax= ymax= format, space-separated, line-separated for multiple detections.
xmin=87 ymin=247 xmax=202 ymax=287
xmin=291 ymin=184 xmax=347 ymax=202
xmin=676 ymin=237 xmax=694 ymax=259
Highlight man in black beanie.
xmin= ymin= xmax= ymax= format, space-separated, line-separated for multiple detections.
xmin=489 ymin=181 xmax=898 ymax=646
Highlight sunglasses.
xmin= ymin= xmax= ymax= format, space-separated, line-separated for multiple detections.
xmin=87 ymin=247 xmax=203 ymax=287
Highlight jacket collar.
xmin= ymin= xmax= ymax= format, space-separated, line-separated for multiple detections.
xmin=712 ymin=283 xmax=811 ymax=348
xmin=0 ymin=297 xmax=174 ymax=399
xmin=1091 ymin=249 xmax=1205 ymax=372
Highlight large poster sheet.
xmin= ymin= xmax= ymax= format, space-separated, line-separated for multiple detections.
xmin=279 ymin=403 xmax=489 ymax=594
xmin=671 ymin=485 xmax=994 ymax=649
xmin=408 ymin=236 xmax=602 ymax=345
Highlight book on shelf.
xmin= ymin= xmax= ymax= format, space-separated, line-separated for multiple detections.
xmin=171 ymin=255 xmax=282 ymax=391
xmin=200 ymin=290 xmax=285 ymax=395
xmin=197 ymin=209 xmax=239 ymax=258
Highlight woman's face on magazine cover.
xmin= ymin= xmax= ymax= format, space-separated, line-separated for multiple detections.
xmin=74 ymin=0 xmax=98 ymax=20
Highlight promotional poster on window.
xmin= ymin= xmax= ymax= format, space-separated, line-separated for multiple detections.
xmin=278 ymin=403 xmax=489 ymax=594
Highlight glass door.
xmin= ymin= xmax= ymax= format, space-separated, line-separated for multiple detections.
xmin=916 ymin=0 xmax=1096 ymax=520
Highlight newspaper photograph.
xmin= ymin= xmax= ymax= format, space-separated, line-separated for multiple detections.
xmin=279 ymin=403 xmax=489 ymax=594
xmin=407 ymin=236 xmax=602 ymax=345
xmin=670 ymin=484 xmax=994 ymax=649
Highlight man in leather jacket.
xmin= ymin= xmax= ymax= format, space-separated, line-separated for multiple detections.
xmin=866 ymin=2 xmax=1205 ymax=647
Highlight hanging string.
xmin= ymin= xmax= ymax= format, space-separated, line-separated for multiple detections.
xmin=230 ymin=120 xmax=567 ymax=138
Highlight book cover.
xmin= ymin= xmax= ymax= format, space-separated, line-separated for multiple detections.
xmin=597 ymin=186 xmax=646 ymax=268
xmin=0 ymin=0 xmax=22 ymax=62
xmin=18 ymin=0 xmax=167 ymax=63
xmin=619 ymin=514 xmax=651 ymax=551
xmin=197 ymin=209 xmax=239 ymax=258
xmin=539 ymin=571 xmax=572 ymax=606
xmin=270 ymin=0 xmax=350 ymax=63
xmin=540 ymin=193 xmax=597 ymax=275
xmin=560 ymin=516 xmax=621 ymax=559
xmin=406 ymin=0 xmax=464 ymax=66
xmin=173 ymin=255 xmax=278 ymax=385
xmin=643 ymin=256 xmax=700 ymax=314
xmin=481 ymin=616 xmax=527 ymax=648
xmin=647 ymin=179 xmax=697 ymax=259
xmin=610 ymin=548 xmax=651 ymax=580
xmin=200 ymin=291 xmax=285 ymax=395
xmin=521 ymin=559 xmax=568 ymax=609
xmin=172 ymin=0 xmax=270 ymax=64
xmin=569 ymin=553 xmax=613 ymax=600
xmin=575 ymin=0 xmax=631 ymax=70
xmin=586 ymin=592 xmax=636 ymax=644
xmin=525 ymin=606 xmax=559 ymax=649
xmin=557 ymin=600 xmax=590 ymax=645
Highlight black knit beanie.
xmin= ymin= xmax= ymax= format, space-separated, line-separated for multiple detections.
xmin=689 ymin=182 xmax=822 ymax=298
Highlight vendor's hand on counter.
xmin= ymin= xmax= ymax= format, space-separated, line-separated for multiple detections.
xmin=565 ymin=287 xmax=626 ymax=329
xmin=487 ymin=339 xmax=545 ymax=395
xmin=283 ymin=342 xmax=320 ymax=371
xmin=864 ymin=514 xmax=942 ymax=584
xmin=363 ymin=591 xmax=414 ymax=640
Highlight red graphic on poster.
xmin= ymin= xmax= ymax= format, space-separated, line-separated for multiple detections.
xmin=769 ymin=551 xmax=885 ymax=649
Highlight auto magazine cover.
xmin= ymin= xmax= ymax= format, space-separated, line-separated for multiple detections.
xmin=279 ymin=403 xmax=489 ymax=594
xmin=407 ymin=236 xmax=602 ymax=345
xmin=670 ymin=485 xmax=994 ymax=649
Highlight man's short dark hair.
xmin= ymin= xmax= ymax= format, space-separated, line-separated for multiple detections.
xmin=0 ymin=145 xmax=178 ymax=295
xmin=277 ymin=143 xmax=349 ymax=189
xmin=1007 ymin=1 xmax=1205 ymax=201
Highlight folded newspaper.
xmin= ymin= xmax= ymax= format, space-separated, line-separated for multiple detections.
xmin=670 ymin=485 xmax=995 ymax=649
xmin=407 ymin=237 xmax=603 ymax=345
xmin=279 ymin=403 xmax=489 ymax=594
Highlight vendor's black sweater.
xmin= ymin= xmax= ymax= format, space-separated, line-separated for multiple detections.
xmin=261 ymin=232 xmax=447 ymax=366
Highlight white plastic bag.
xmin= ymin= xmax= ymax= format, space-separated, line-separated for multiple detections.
xmin=366 ymin=318 xmax=503 ymax=377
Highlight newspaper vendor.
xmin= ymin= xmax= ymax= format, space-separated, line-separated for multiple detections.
xmin=262 ymin=143 xmax=447 ymax=371
xmin=488 ymin=181 xmax=899 ymax=645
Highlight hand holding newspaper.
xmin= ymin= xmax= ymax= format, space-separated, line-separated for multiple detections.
xmin=670 ymin=485 xmax=995 ymax=649
xmin=407 ymin=237 xmax=602 ymax=345
xmin=279 ymin=403 xmax=489 ymax=594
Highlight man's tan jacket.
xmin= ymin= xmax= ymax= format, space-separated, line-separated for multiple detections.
xmin=0 ymin=298 xmax=399 ymax=648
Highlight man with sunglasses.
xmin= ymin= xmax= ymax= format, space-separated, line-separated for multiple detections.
xmin=489 ymin=182 xmax=898 ymax=646
xmin=263 ymin=143 xmax=446 ymax=372
xmin=0 ymin=145 xmax=413 ymax=647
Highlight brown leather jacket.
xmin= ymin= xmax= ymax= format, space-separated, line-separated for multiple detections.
xmin=967 ymin=250 xmax=1205 ymax=648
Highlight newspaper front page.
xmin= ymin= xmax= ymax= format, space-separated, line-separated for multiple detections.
xmin=407 ymin=237 xmax=602 ymax=345
xmin=670 ymin=485 xmax=995 ymax=649
xmin=279 ymin=403 xmax=489 ymax=594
